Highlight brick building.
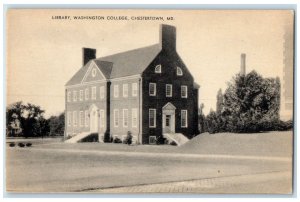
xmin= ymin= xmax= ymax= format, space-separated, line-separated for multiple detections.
xmin=65 ymin=24 xmax=200 ymax=144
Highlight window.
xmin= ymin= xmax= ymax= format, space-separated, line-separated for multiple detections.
xmin=155 ymin=64 xmax=161 ymax=73
xmin=149 ymin=83 xmax=156 ymax=96
xmin=85 ymin=88 xmax=89 ymax=100
xmin=85 ymin=110 xmax=89 ymax=127
xmin=92 ymin=86 xmax=96 ymax=100
xmin=181 ymin=110 xmax=188 ymax=128
xmin=166 ymin=84 xmax=172 ymax=97
xmin=132 ymin=108 xmax=138 ymax=128
xmin=79 ymin=90 xmax=83 ymax=101
xmin=100 ymin=110 xmax=105 ymax=128
xmin=123 ymin=109 xmax=128 ymax=127
xmin=73 ymin=91 xmax=77 ymax=102
xmin=181 ymin=85 xmax=188 ymax=98
xmin=67 ymin=92 xmax=71 ymax=102
xmin=132 ymin=83 xmax=138 ymax=97
xmin=114 ymin=109 xmax=119 ymax=127
xmin=149 ymin=136 xmax=157 ymax=145
xmin=92 ymin=68 xmax=97 ymax=77
xmin=149 ymin=109 xmax=156 ymax=128
xmin=79 ymin=111 xmax=84 ymax=127
xmin=177 ymin=67 xmax=183 ymax=76
xmin=67 ymin=111 xmax=72 ymax=126
xmin=114 ymin=85 xmax=119 ymax=98
xmin=100 ymin=86 xmax=105 ymax=100
xmin=73 ymin=111 xmax=77 ymax=126
xmin=123 ymin=84 xmax=128 ymax=98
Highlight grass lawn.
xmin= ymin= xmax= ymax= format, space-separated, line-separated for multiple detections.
xmin=5 ymin=131 xmax=293 ymax=193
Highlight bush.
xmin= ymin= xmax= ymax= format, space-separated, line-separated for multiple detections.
xmin=123 ymin=131 xmax=132 ymax=145
xmin=18 ymin=142 xmax=25 ymax=147
xmin=9 ymin=142 xmax=15 ymax=147
xmin=113 ymin=137 xmax=122 ymax=143
xmin=170 ymin=141 xmax=177 ymax=146
xmin=104 ymin=131 xmax=112 ymax=143
xmin=156 ymin=135 xmax=166 ymax=145
xmin=26 ymin=142 xmax=32 ymax=147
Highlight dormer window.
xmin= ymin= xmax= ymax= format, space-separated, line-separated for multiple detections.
xmin=177 ymin=67 xmax=183 ymax=76
xmin=155 ymin=65 xmax=161 ymax=73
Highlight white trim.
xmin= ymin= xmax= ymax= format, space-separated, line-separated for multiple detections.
xmin=81 ymin=60 xmax=107 ymax=83
xmin=132 ymin=108 xmax=138 ymax=128
xmin=110 ymin=74 xmax=141 ymax=82
xmin=100 ymin=109 xmax=105 ymax=128
xmin=85 ymin=110 xmax=89 ymax=127
xmin=114 ymin=85 xmax=119 ymax=98
xmin=132 ymin=83 xmax=138 ymax=97
xmin=149 ymin=83 xmax=156 ymax=96
xmin=73 ymin=111 xmax=77 ymax=127
xmin=67 ymin=111 xmax=72 ymax=126
xmin=181 ymin=85 xmax=188 ymax=98
xmin=85 ymin=88 xmax=89 ymax=100
xmin=100 ymin=86 xmax=105 ymax=100
xmin=79 ymin=111 xmax=84 ymax=127
xmin=123 ymin=83 xmax=128 ymax=98
xmin=123 ymin=109 xmax=128 ymax=127
xmin=73 ymin=91 xmax=77 ymax=102
xmin=79 ymin=90 xmax=83 ymax=101
xmin=66 ymin=80 xmax=107 ymax=89
xmin=181 ymin=110 xmax=188 ymax=128
xmin=149 ymin=109 xmax=156 ymax=128
xmin=166 ymin=84 xmax=172 ymax=97
xmin=149 ymin=136 xmax=157 ymax=145
xmin=177 ymin=66 xmax=183 ymax=76
xmin=114 ymin=109 xmax=119 ymax=127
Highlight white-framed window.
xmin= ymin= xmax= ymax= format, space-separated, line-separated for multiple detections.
xmin=149 ymin=109 xmax=156 ymax=128
xmin=92 ymin=86 xmax=96 ymax=100
xmin=181 ymin=85 xmax=188 ymax=98
xmin=100 ymin=86 xmax=105 ymax=100
xmin=73 ymin=111 xmax=77 ymax=126
xmin=166 ymin=84 xmax=172 ymax=97
xmin=149 ymin=83 xmax=156 ymax=96
xmin=85 ymin=88 xmax=89 ymax=100
xmin=79 ymin=111 xmax=84 ymax=127
xmin=123 ymin=84 xmax=128 ymax=98
xmin=114 ymin=109 xmax=119 ymax=127
xmin=114 ymin=85 xmax=119 ymax=98
xmin=149 ymin=136 xmax=157 ymax=145
xmin=85 ymin=110 xmax=89 ymax=127
xmin=177 ymin=67 xmax=183 ymax=76
xmin=100 ymin=110 xmax=105 ymax=128
xmin=79 ymin=90 xmax=83 ymax=101
xmin=123 ymin=109 xmax=128 ymax=127
xmin=67 ymin=91 xmax=71 ymax=102
xmin=73 ymin=91 xmax=77 ymax=102
xmin=155 ymin=64 xmax=161 ymax=73
xmin=181 ymin=110 xmax=188 ymax=128
xmin=92 ymin=68 xmax=97 ymax=77
xmin=67 ymin=111 xmax=72 ymax=126
xmin=132 ymin=108 xmax=138 ymax=128
xmin=132 ymin=83 xmax=138 ymax=97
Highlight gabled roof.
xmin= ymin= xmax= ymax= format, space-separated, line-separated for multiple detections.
xmin=66 ymin=44 xmax=161 ymax=86
xmin=96 ymin=44 xmax=161 ymax=79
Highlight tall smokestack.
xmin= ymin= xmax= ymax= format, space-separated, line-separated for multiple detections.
xmin=240 ymin=53 xmax=246 ymax=75
xmin=159 ymin=24 xmax=176 ymax=51
xmin=83 ymin=48 xmax=96 ymax=66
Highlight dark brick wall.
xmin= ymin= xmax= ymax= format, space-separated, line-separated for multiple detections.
xmin=141 ymin=49 xmax=198 ymax=144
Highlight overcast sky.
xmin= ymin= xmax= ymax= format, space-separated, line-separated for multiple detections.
xmin=6 ymin=9 xmax=293 ymax=117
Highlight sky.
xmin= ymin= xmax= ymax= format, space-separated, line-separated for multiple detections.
xmin=6 ymin=9 xmax=293 ymax=117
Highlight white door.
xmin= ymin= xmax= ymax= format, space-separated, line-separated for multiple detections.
xmin=90 ymin=107 xmax=98 ymax=133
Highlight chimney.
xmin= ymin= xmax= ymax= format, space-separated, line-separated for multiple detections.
xmin=240 ymin=53 xmax=246 ymax=75
xmin=83 ymin=48 xmax=96 ymax=66
xmin=159 ymin=24 xmax=176 ymax=51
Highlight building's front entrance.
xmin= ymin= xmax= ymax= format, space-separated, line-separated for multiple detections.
xmin=89 ymin=104 xmax=99 ymax=133
xmin=162 ymin=102 xmax=176 ymax=133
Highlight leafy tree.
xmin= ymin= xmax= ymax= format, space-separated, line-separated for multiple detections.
xmin=48 ymin=113 xmax=65 ymax=136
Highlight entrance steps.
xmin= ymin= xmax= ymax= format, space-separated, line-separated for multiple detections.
xmin=65 ymin=132 xmax=91 ymax=143
xmin=163 ymin=133 xmax=189 ymax=146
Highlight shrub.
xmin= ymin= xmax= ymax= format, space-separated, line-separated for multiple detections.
xmin=18 ymin=142 xmax=25 ymax=147
xmin=26 ymin=143 xmax=32 ymax=147
xmin=123 ymin=131 xmax=132 ymax=145
xmin=170 ymin=141 xmax=177 ymax=146
xmin=113 ymin=137 xmax=122 ymax=143
xmin=104 ymin=131 xmax=112 ymax=143
xmin=156 ymin=135 xmax=166 ymax=145
xmin=9 ymin=142 xmax=15 ymax=147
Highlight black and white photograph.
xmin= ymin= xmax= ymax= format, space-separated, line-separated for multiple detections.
xmin=5 ymin=8 xmax=294 ymax=194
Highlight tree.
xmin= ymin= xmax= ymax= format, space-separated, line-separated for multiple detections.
xmin=48 ymin=113 xmax=65 ymax=136
xmin=216 ymin=89 xmax=223 ymax=115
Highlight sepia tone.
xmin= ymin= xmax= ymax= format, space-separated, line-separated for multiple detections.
xmin=6 ymin=9 xmax=294 ymax=194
